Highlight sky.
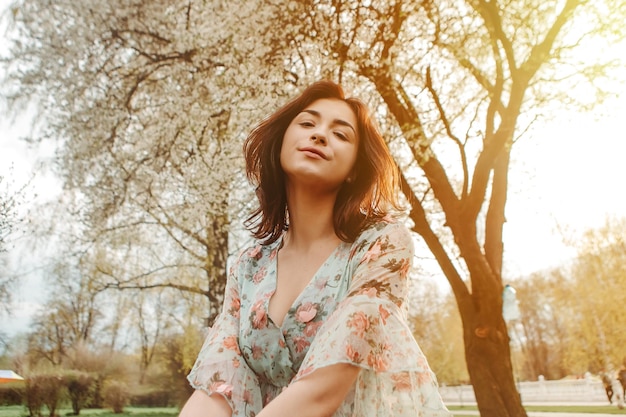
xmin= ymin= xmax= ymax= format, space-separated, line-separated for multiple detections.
xmin=1 ymin=2 xmax=625 ymax=339
xmin=503 ymin=96 xmax=626 ymax=276
xmin=0 ymin=0 xmax=60 ymax=339
xmin=1 ymin=111 xmax=60 ymax=339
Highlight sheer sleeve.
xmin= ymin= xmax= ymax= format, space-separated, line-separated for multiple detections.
xmin=293 ymin=221 xmax=451 ymax=417
xmin=187 ymin=250 xmax=263 ymax=416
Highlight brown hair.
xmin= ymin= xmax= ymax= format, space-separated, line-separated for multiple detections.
xmin=243 ymin=80 xmax=403 ymax=244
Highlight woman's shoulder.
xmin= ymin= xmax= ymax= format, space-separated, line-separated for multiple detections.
xmin=355 ymin=217 xmax=412 ymax=243
xmin=235 ymin=236 xmax=282 ymax=265
xmin=349 ymin=217 xmax=413 ymax=257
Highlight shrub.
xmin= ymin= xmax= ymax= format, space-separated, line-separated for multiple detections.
xmin=23 ymin=373 xmax=65 ymax=417
xmin=38 ymin=374 xmax=65 ymax=417
xmin=102 ymin=381 xmax=129 ymax=413
xmin=64 ymin=370 xmax=95 ymax=415
xmin=130 ymin=388 xmax=175 ymax=406
xmin=0 ymin=383 xmax=25 ymax=405
xmin=23 ymin=375 xmax=45 ymax=417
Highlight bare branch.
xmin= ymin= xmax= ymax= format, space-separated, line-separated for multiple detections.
xmin=425 ymin=66 xmax=469 ymax=198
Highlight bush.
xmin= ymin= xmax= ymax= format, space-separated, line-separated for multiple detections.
xmin=23 ymin=373 xmax=66 ymax=417
xmin=23 ymin=376 xmax=45 ymax=417
xmin=130 ymin=388 xmax=176 ymax=407
xmin=0 ymin=383 xmax=24 ymax=405
xmin=38 ymin=374 xmax=65 ymax=417
xmin=64 ymin=370 xmax=95 ymax=415
xmin=102 ymin=381 xmax=129 ymax=413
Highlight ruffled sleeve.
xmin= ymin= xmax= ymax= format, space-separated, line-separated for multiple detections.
xmin=187 ymin=250 xmax=264 ymax=416
xmin=293 ymin=221 xmax=452 ymax=417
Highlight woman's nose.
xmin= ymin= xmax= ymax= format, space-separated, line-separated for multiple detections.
xmin=311 ymin=130 xmax=327 ymax=145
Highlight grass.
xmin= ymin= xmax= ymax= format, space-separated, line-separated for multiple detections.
xmin=525 ymin=405 xmax=626 ymax=414
xmin=0 ymin=406 xmax=179 ymax=417
xmin=2 ymin=404 xmax=626 ymax=416
xmin=448 ymin=404 xmax=626 ymax=415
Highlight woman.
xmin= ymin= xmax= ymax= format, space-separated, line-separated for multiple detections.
xmin=180 ymin=81 xmax=451 ymax=417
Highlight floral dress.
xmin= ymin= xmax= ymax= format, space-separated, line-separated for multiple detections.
xmin=187 ymin=220 xmax=451 ymax=416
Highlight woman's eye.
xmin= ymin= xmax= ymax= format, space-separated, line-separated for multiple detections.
xmin=334 ymin=131 xmax=348 ymax=140
xmin=299 ymin=121 xmax=314 ymax=127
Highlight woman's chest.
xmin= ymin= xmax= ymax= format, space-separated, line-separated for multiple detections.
xmin=239 ymin=249 xmax=350 ymax=335
xmin=236 ymin=245 xmax=352 ymax=384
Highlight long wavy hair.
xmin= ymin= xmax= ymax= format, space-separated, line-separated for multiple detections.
xmin=243 ymin=80 xmax=403 ymax=244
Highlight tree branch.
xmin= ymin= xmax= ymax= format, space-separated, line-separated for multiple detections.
xmin=425 ymin=66 xmax=469 ymax=198
xmin=400 ymin=173 xmax=470 ymax=303
xmin=364 ymin=69 xmax=461 ymax=219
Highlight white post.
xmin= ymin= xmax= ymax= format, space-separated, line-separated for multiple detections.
xmin=503 ymin=284 xmax=522 ymax=399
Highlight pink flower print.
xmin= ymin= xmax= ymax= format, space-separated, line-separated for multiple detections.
xmin=392 ymin=372 xmax=412 ymax=391
xmin=249 ymin=245 xmax=262 ymax=260
xmin=243 ymin=389 xmax=253 ymax=404
xmin=415 ymin=368 xmax=432 ymax=386
xmin=279 ymin=338 xmax=286 ymax=348
xmin=347 ymin=311 xmax=370 ymax=338
xmin=378 ymin=305 xmax=390 ymax=324
xmin=399 ymin=258 xmax=410 ymax=278
xmin=303 ymin=320 xmax=323 ymax=337
xmin=215 ymin=383 xmax=234 ymax=396
xmin=209 ymin=381 xmax=233 ymax=398
xmin=297 ymin=365 xmax=315 ymax=378
xmin=232 ymin=358 xmax=240 ymax=368
xmin=416 ymin=354 xmax=428 ymax=369
xmin=229 ymin=294 xmax=241 ymax=317
xmin=346 ymin=344 xmax=363 ymax=363
xmin=251 ymin=344 xmax=263 ymax=360
xmin=362 ymin=240 xmax=382 ymax=263
xmin=223 ymin=335 xmax=240 ymax=353
xmin=251 ymin=300 xmax=268 ymax=329
xmin=315 ymin=278 xmax=328 ymax=290
xmin=367 ymin=352 xmax=388 ymax=372
xmin=295 ymin=302 xmax=318 ymax=323
xmin=293 ymin=336 xmax=310 ymax=353
xmin=252 ymin=266 xmax=266 ymax=284
xmin=360 ymin=287 xmax=378 ymax=298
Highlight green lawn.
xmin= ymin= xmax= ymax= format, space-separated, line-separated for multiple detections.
xmin=524 ymin=405 xmax=626 ymax=414
xmin=448 ymin=404 xmax=626 ymax=415
xmin=2 ymin=404 xmax=626 ymax=416
xmin=0 ymin=406 xmax=179 ymax=417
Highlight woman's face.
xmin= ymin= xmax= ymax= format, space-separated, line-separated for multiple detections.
xmin=280 ymin=98 xmax=359 ymax=193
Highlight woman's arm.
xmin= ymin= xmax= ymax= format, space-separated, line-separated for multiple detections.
xmin=257 ymin=363 xmax=360 ymax=417
xmin=181 ymin=250 xmax=257 ymax=415
xmin=179 ymin=390 xmax=232 ymax=417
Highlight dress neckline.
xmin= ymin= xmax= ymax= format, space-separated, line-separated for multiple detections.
xmin=267 ymin=237 xmax=346 ymax=329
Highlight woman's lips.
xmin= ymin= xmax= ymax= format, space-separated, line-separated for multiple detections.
xmin=299 ymin=147 xmax=328 ymax=159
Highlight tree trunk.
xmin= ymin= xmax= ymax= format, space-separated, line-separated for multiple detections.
xmin=370 ymin=71 xmax=528 ymax=416
xmin=461 ymin=292 xmax=525 ymax=417
xmin=204 ymin=201 xmax=229 ymax=326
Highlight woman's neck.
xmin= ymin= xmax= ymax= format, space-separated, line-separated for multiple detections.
xmin=284 ymin=188 xmax=339 ymax=251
